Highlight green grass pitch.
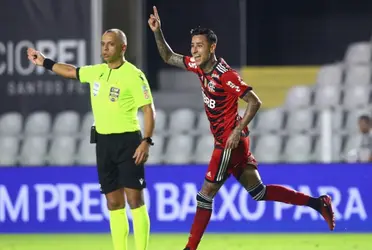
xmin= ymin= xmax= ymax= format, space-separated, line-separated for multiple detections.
xmin=0 ymin=234 xmax=371 ymax=250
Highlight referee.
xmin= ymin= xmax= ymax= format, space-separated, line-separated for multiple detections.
xmin=27 ymin=29 xmax=154 ymax=250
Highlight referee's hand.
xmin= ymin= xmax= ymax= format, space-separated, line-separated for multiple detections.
xmin=27 ymin=48 xmax=45 ymax=66
xmin=133 ymin=141 xmax=150 ymax=165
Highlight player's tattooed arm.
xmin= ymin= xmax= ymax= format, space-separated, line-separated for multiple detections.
xmin=235 ymin=91 xmax=262 ymax=132
xmin=153 ymin=30 xmax=185 ymax=69
xmin=167 ymin=53 xmax=185 ymax=69
xmin=149 ymin=6 xmax=186 ymax=69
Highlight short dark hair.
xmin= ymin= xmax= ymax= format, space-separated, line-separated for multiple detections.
xmin=359 ymin=115 xmax=371 ymax=122
xmin=190 ymin=27 xmax=218 ymax=44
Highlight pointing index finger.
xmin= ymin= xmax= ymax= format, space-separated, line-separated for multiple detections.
xmin=153 ymin=6 xmax=159 ymax=18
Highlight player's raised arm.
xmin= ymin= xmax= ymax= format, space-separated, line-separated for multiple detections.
xmin=148 ymin=6 xmax=185 ymax=69
xmin=27 ymin=48 xmax=77 ymax=79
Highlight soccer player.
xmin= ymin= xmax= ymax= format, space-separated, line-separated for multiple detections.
xmin=27 ymin=29 xmax=154 ymax=250
xmin=148 ymin=6 xmax=335 ymax=250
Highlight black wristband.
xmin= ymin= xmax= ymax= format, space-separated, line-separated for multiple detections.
xmin=142 ymin=137 xmax=154 ymax=146
xmin=43 ymin=58 xmax=56 ymax=71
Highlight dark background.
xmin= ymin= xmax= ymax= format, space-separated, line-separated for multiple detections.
xmin=124 ymin=0 xmax=372 ymax=89
xmin=0 ymin=0 xmax=92 ymax=115
xmin=244 ymin=0 xmax=372 ymax=65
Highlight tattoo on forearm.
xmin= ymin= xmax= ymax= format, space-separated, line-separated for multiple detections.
xmin=236 ymin=105 xmax=256 ymax=132
xmin=154 ymin=30 xmax=185 ymax=69
xmin=245 ymin=103 xmax=260 ymax=125
xmin=236 ymin=92 xmax=261 ymax=131
xmin=154 ymin=30 xmax=171 ymax=62
xmin=168 ymin=54 xmax=184 ymax=68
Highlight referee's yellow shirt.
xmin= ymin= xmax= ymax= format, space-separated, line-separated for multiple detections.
xmin=77 ymin=62 xmax=153 ymax=134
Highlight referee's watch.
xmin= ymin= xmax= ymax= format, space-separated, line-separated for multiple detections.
xmin=142 ymin=137 xmax=154 ymax=146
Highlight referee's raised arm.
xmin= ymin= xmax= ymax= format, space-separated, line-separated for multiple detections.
xmin=27 ymin=47 xmax=78 ymax=79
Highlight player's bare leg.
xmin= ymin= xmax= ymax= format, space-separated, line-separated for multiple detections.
xmin=184 ymin=180 xmax=225 ymax=250
xmin=124 ymin=188 xmax=150 ymax=250
xmin=237 ymin=165 xmax=335 ymax=231
xmin=106 ymin=188 xmax=130 ymax=250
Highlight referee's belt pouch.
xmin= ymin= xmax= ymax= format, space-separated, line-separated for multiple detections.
xmin=90 ymin=126 xmax=97 ymax=144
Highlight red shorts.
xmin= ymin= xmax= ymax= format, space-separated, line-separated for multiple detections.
xmin=205 ymin=137 xmax=258 ymax=183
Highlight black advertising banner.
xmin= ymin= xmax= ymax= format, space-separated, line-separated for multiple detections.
xmin=0 ymin=0 xmax=92 ymax=116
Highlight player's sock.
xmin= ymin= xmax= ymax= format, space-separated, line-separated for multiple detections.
xmin=109 ymin=208 xmax=129 ymax=250
xmin=132 ymin=205 xmax=150 ymax=250
xmin=248 ymin=182 xmax=321 ymax=211
xmin=186 ymin=192 xmax=213 ymax=250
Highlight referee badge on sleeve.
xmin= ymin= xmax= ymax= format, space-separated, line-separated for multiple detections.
xmin=142 ymin=85 xmax=150 ymax=99
xmin=93 ymin=82 xmax=100 ymax=96
xmin=109 ymin=87 xmax=120 ymax=102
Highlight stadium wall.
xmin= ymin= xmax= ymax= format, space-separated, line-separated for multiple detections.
xmin=0 ymin=164 xmax=370 ymax=233
xmin=239 ymin=66 xmax=320 ymax=109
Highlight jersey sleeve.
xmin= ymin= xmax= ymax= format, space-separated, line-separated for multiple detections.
xmin=221 ymin=71 xmax=252 ymax=98
xmin=130 ymin=71 xmax=153 ymax=108
xmin=183 ymin=56 xmax=199 ymax=73
xmin=76 ymin=64 xmax=102 ymax=84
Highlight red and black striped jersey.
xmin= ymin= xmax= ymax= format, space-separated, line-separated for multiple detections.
xmin=183 ymin=56 xmax=252 ymax=147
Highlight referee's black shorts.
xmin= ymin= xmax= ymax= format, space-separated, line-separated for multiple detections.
xmin=96 ymin=131 xmax=146 ymax=194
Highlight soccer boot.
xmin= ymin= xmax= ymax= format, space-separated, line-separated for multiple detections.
xmin=319 ymin=195 xmax=335 ymax=231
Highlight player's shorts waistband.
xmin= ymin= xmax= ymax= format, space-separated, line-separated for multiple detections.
xmin=96 ymin=130 xmax=141 ymax=141
xmin=97 ymin=130 xmax=141 ymax=136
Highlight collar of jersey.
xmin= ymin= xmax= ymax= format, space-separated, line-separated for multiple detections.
xmin=106 ymin=61 xmax=126 ymax=70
